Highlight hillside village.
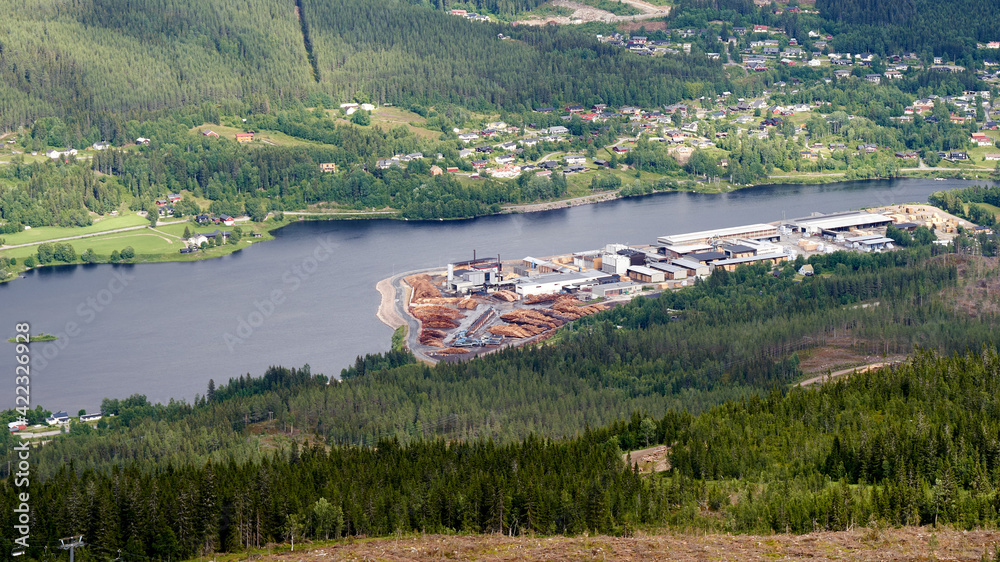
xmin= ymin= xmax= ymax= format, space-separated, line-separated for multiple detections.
xmin=370 ymin=82 xmax=1000 ymax=185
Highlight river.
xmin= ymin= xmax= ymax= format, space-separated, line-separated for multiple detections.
xmin=0 ymin=178 xmax=982 ymax=412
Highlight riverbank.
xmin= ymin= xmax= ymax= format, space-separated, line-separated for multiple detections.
xmin=3 ymin=176 xmax=971 ymax=411
xmin=2 ymin=174 xmax=991 ymax=286
xmin=375 ymin=277 xmax=407 ymax=330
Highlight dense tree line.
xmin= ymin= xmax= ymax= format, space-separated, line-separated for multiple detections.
xmin=816 ymin=0 xmax=1000 ymax=59
xmin=931 ymin=185 xmax=1000 ymax=231
xmin=8 ymin=348 xmax=1000 ymax=559
xmin=8 ymin=247 xmax=997 ymax=482
xmin=0 ymin=0 xmax=734 ymax=131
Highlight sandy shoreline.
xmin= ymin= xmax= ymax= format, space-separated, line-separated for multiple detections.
xmin=375 ymin=277 xmax=407 ymax=330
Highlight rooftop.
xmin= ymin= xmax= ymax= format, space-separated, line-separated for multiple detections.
xmin=658 ymin=223 xmax=778 ymax=245
xmin=788 ymin=211 xmax=893 ymax=231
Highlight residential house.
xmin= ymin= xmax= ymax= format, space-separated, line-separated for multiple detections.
xmin=320 ymin=162 xmax=337 ymax=173
xmin=235 ymin=132 xmax=254 ymax=143
xmin=972 ymin=133 xmax=994 ymax=146
xmin=46 ymin=411 xmax=70 ymax=426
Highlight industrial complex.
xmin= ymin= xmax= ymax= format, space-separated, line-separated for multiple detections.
xmin=395 ymin=205 xmax=973 ymax=361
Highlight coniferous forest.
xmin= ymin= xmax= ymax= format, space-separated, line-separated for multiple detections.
xmin=7 ymin=0 xmax=1000 ymax=557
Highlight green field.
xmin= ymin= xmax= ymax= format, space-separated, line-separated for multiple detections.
xmin=970 ymin=201 xmax=1000 ymax=219
xmin=190 ymin=124 xmax=331 ymax=148
xmin=0 ymin=214 xmax=148 ymax=245
xmin=329 ymin=106 xmax=443 ymax=141
xmin=0 ymin=230 xmax=175 ymax=260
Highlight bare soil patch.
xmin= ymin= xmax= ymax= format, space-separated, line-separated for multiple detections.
xmin=618 ymin=19 xmax=668 ymax=31
xmin=516 ymin=0 xmax=668 ymax=25
xmin=937 ymin=255 xmax=1000 ymax=318
xmin=253 ymin=528 xmax=1000 ymax=561
xmin=624 ymin=445 xmax=670 ymax=473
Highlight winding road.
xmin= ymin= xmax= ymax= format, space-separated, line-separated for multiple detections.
xmin=376 ymin=267 xmax=447 ymax=364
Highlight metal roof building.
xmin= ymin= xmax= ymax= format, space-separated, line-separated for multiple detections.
xmin=711 ymin=252 xmax=789 ymax=272
xmin=787 ymin=211 xmax=893 ymax=233
xmin=658 ymin=223 xmax=779 ymax=246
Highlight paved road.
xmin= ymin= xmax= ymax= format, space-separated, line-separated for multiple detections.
xmin=284 ymin=210 xmax=398 ymax=216
xmin=17 ymin=428 xmax=64 ymax=439
xmin=381 ymin=267 xmax=446 ymax=365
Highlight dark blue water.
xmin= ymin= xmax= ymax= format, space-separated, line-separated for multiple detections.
xmin=0 ymin=178 xmax=980 ymax=411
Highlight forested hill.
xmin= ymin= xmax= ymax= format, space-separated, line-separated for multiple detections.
xmin=816 ymin=0 xmax=1000 ymax=58
xmin=0 ymin=0 xmax=728 ymax=130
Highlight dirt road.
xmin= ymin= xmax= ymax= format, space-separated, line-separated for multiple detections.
xmin=516 ymin=0 xmax=669 ymax=25
xmin=797 ymin=362 xmax=890 ymax=387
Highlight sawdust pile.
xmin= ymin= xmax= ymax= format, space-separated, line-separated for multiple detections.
xmin=406 ymin=274 xmax=442 ymax=301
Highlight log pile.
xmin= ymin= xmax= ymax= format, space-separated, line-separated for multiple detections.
xmin=487 ymin=324 xmax=543 ymax=338
xmin=551 ymin=299 xmax=606 ymax=319
xmin=436 ymin=347 xmax=471 ymax=354
xmin=411 ymin=306 xmax=465 ymax=329
xmin=492 ymin=290 xmax=520 ymax=302
xmin=457 ymin=297 xmax=479 ymax=310
xmin=406 ymin=274 xmax=442 ymax=301
xmin=501 ymin=309 xmax=563 ymax=329
xmin=419 ymin=328 xmax=447 ymax=347
xmin=524 ymin=293 xmax=562 ymax=304
xmin=417 ymin=297 xmax=466 ymax=305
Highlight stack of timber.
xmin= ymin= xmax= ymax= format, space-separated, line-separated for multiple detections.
xmin=551 ymin=298 xmax=606 ymax=319
xmin=524 ymin=293 xmax=563 ymax=304
xmin=419 ymin=328 xmax=447 ymax=347
xmin=411 ymin=306 xmax=465 ymax=329
xmin=492 ymin=290 xmax=520 ymax=302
